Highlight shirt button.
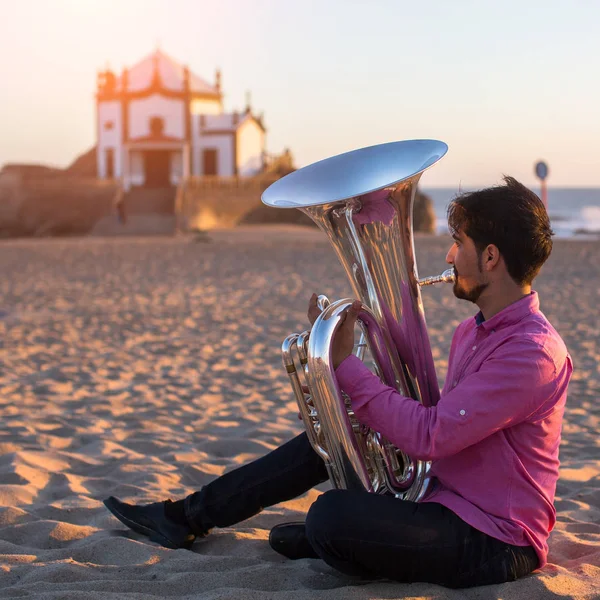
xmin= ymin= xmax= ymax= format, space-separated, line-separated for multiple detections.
xmin=453 ymin=380 xmax=458 ymax=387
xmin=472 ymin=345 xmax=477 ymax=351
xmin=459 ymin=409 xmax=466 ymax=416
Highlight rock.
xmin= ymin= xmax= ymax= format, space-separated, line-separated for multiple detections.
xmin=0 ymin=174 xmax=118 ymax=238
xmin=414 ymin=190 xmax=436 ymax=233
xmin=65 ymin=147 xmax=97 ymax=178
xmin=0 ymin=163 xmax=63 ymax=180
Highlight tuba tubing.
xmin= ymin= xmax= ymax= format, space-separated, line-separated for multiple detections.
xmin=265 ymin=140 xmax=454 ymax=501
xmin=307 ymin=299 xmax=424 ymax=495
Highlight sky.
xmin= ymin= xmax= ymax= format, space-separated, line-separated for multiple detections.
xmin=0 ymin=0 xmax=599 ymax=187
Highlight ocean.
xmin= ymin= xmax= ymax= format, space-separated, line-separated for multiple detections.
xmin=423 ymin=188 xmax=600 ymax=239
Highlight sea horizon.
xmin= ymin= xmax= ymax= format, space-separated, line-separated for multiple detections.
xmin=422 ymin=187 xmax=600 ymax=238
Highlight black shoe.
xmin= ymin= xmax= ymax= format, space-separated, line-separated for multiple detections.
xmin=103 ymin=496 xmax=196 ymax=550
xmin=269 ymin=522 xmax=319 ymax=560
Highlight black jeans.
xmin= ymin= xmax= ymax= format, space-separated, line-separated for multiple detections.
xmin=184 ymin=432 xmax=538 ymax=588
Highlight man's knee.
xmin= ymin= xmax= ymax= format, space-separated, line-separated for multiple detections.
xmin=305 ymin=489 xmax=376 ymax=578
xmin=305 ymin=489 xmax=355 ymax=549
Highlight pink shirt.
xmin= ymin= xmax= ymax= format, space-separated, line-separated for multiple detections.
xmin=336 ymin=292 xmax=572 ymax=568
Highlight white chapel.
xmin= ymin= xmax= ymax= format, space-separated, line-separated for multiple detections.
xmin=96 ymin=49 xmax=266 ymax=190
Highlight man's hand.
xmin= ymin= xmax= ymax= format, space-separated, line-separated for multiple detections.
xmin=307 ymin=293 xmax=322 ymax=326
xmin=331 ymin=300 xmax=361 ymax=369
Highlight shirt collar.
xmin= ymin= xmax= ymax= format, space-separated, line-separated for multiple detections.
xmin=474 ymin=291 xmax=540 ymax=332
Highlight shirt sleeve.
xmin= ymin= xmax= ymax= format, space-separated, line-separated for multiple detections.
xmin=441 ymin=321 xmax=466 ymax=395
xmin=335 ymin=341 xmax=561 ymax=461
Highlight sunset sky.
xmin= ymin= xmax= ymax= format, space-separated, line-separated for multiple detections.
xmin=1 ymin=0 xmax=598 ymax=187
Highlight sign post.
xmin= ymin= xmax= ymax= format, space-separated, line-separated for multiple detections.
xmin=535 ymin=161 xmax=549 ymax=209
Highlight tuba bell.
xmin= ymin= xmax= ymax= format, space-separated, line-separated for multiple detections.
xmin=262 ymin=140 xmax=454 ymax=502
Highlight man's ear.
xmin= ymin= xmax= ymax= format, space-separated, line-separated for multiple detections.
xmin=483 ymin=244 xmax=501 ymax=271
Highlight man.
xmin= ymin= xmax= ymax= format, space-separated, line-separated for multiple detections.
xmin=104 ymin=176 xmax=571 ymax=588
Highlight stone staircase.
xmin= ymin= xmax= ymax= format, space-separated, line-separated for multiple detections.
xmin=91 ymin=186 xmax=177 ymax=236
xmin=122 ymin=186 xmax=176 ymax=215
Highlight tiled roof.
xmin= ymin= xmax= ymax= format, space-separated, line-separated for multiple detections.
xmin=118 ymin=50 xmax=219 ymax=95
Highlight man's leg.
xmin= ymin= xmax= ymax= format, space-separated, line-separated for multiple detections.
xmin=184 ymin=432 xmax=328 ymax=535
xmin=105 ymin=432 xmax=328 ymax=547
xmin=305 ymin=489 xmax=538 ymax=588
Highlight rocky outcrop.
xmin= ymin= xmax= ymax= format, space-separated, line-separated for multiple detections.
xmin=414 ymin=190 xmax=436 ymax=233
xmin=65 ymin=147 xmax=97 ymax=178
xmin=0 ymin=166 xmax=117 ymax=237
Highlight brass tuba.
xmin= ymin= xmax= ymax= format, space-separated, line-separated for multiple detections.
xmin=262 ymin=140 xmax=454 ymax=502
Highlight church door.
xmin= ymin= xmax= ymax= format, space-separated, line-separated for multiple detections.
xmin=203 ymin=148 xmax=218 ymax=176
xmin=144 ymin=150 xmax=171 ymax=187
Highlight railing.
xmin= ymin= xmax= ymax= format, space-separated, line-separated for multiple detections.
xmin=185 ymin=175 xmax=280 ymax=190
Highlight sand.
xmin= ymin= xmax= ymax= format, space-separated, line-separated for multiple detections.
xmin=0 ymin=226 xmax=598 ymax=599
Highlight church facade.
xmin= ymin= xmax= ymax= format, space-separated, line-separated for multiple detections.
xmin=96 ymin=50 xmax=266 ymax=190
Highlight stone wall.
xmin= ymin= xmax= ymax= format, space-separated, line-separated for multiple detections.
xmin=179 ymin=176 xmax=280 ymax=230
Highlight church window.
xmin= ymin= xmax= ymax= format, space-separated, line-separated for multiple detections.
xmin=203 ymin=148 xmax=218 ymax=176
xmin=150 ymin=116 xmax=165 ymax=137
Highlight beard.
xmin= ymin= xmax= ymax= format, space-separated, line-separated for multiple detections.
xmin=452 ymin=267 xmax=488 ymax=303
xmin=453 ymin=281 xmax=488 ymax=303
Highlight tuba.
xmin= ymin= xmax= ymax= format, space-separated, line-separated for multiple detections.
xmin=262 ymin=140 xmax=454 ymax=502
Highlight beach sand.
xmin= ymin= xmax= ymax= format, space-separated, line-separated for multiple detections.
xmin=0 ymin=226 xmax=598 ymax=599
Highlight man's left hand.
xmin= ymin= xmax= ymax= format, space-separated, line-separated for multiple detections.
xmin=331 ymin=300 xmax=362 ymax=369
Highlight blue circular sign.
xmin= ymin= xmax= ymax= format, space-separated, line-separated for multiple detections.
xmin=535 ymin=161 xmax=549 ymax=180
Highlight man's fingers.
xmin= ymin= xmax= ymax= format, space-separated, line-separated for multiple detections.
xmin=349 ymin=300 xmax=361 ymax=319
xmin=341 ymin=301 xmax=361 ymax=324
xmin=310 ymin=297 xmax=360 ymax=328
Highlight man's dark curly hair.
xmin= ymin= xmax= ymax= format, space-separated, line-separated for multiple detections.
xmin=447 ymin=176 xmax=554 ymax=285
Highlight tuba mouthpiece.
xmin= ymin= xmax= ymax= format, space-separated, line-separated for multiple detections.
xmin=418 ymin=268 xmax=456 ymax=287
